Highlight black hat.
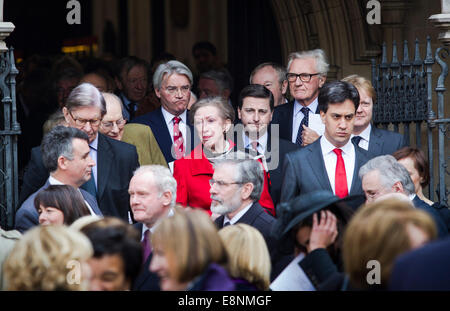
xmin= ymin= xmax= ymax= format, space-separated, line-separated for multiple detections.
xmin=271 ymin=191 xmax=358 ymax=253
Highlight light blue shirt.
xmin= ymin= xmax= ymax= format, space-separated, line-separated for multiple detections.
xmin=292 ymin=98 xmax=319 ymax=143
xmin=89 ymin=135 xmax=98 ymax=189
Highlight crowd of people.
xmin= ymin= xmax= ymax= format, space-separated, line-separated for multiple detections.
xmin=1 ymin=42 xmax=450 ymax=291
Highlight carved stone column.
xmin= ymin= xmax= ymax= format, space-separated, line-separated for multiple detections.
xmin=429 ymin=0 xmax=450 ymax=45
xmin=0 ymin=0 xmax=15 ymax=51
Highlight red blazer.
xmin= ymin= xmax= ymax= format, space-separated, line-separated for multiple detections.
xmin=173 ymin=143 xmax=275 ymax=216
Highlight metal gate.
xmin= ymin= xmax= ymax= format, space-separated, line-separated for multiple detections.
xmin=371 ymin=37 xmax=449 ymax=207
xmin=0 ymin=47 xmax=20 ymax=230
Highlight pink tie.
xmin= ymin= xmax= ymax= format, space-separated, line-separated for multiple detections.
xmin=333 ymin=148 xmax=348 ymax=198
xmin=173 ymin=117 xmax=184 ymax=159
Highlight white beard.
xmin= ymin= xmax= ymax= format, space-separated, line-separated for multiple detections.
xmin=210 ymin=192 xmax=242 ymax=215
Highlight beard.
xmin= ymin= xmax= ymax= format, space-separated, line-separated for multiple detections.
xmin=210 ymin=193 xmax=242 ymax=215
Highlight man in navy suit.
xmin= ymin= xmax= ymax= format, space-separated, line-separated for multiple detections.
xmin=280 ymin=81 xmax=371 ymax=205
xmin=236 ymin=84 xmax=299 ymax=206
xmin=15 ymin=126 xmax=102 ymax=233
xmin=19 ymin=83 xmax=139 ymax=221
xmin=271 ymin=49 xmax=328 ymax=146
xmin=342 ymin=75 xmax=406 ymax=156
xmin=128 ymin=165 xmax=176 ymax=291
xmin=132 ymin=60 xmax=196 ymax=165
xmin=359 ymin=154 xmax=448 ymax=237
xmin=389 ymin=236 xmax=450 ymax=290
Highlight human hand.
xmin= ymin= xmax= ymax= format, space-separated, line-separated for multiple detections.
xmin=307 ymin=210 xmax=338 ymax=253
xmin=301 ymin=125 xmax=320 ymax=146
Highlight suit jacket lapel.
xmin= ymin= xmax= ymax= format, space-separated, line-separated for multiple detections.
xmin=80 ymin=189 xmax=102 ymax=216
xmin=96 ymin=134 xmax=113 ymax=201
xmin=307 ymin=141 xmax=333 ymax=192
xmin=350 ymin=146 xmax=369 ymax=195
xmin=368 ymin=127 xmax=383 ymax=155
xmin=236 ymin=203 xmax=261 ymax=225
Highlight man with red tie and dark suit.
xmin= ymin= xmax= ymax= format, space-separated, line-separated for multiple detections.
xmin=280 ymin=81 xmax=371 ymax=204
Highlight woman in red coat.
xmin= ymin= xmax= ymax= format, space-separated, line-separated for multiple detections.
xmin=173 ymin=96 xmax=274 ymax=216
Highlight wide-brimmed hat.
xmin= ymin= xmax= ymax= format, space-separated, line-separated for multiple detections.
xmin=271 ymin=190 xmax=361 ymax=253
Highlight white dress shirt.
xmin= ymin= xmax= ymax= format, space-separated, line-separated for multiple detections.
xmin=223 ymin=203 xmax=253 ymax=225
xmin=161 ymin=106 xmax=188 ymax=145
xmin=242 ymin=130 xmax=268 ymax=155
xmin=141 ymin=208 xmax=174 ymax=241
xmin=351 ymin=124 xmax=371 ymax=151
xmin=292 ymin=98 xmax=319 ymax=143
xmin=320 ymin=136 xmax=355 ymax=195
xmin=48 ymin=175 xmax=97 ymax=215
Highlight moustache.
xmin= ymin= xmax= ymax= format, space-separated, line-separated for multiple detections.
xmin=210 ymin=195 xmax=223 ymax=204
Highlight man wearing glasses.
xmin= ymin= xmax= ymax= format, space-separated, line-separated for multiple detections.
xmin=19 ymin=83 xmax=139 ymax=222
xmin=272 ymin=49 xmax=329 ymax=147
xmin=132 ymin=60 xmax=196 ymax=166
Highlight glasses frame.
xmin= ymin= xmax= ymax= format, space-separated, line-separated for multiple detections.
xmin=68 ymin=111 xmax=101 ymax=127
xmin=101 ymin=118 xmax=127 ymax=130
xmin=209 ymin=179 xmax=244 ymax=187
xmin=286 ymin=72 xmax=321 ymax=83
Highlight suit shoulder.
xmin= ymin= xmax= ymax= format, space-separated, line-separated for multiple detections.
xmin=373 ymin=127 xmax=403 ymax=140
xmin=105 ymin=135 xmax=138 ymax=153
xmin=131 ymin=109 xmax=160 ymax=124
xmin=279 ymin=138 xmax=300 ymax=152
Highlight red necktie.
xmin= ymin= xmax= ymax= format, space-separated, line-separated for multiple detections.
xmin=173 ymin=117 xmax=184 ymax=159
xmin=333 ymin=148 xmax=348 ymax=198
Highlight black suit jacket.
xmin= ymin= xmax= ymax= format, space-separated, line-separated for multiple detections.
xmin=412 ymin=196 xmax=448 ymax=238
xmin=19 ymin=134 xmax=139 ymax=221
xmin=132 ymin=223 xmax=160 ymax=291
xmin=280 ymin=139 xmax=372 ymax=204
xmin=271 ymin=100 xmax=320 ymax=142
xmin=131 ymin=107 xmax=196 ymax=164
xmin=368 ymin=126 xmax=407 ymax=157
xmin=233 ymin=129 xmax=299 ymax=206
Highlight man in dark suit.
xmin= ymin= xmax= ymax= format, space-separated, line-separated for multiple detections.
xmin=281 ymin=81 xmax=371 ymax=205
xmin=249 ymin=62 xmax=288 ymax=108
xmin=15 ymin=126 xmax=102 ymax=233
xmin=210 ymin=158 xmax=289 ymax=279
xmin=342 ymin=75 xmax=406 ymax=156
xmin=359 ymin=154 xmax=448 ymax=237
xmin=271 ymin=49 xmax=328 ymax=146
xmin=128 ymin=165 xmax=177 ymax=291
xmin=389 ymin=236 xmax=450 ymax=290
xmin=19 ymin=83 xmax=139 ymax=222
xmin=235 ymin=84 xmax=299 ymax=206
xmin=132 ymin=60 xmax=196 ymax=165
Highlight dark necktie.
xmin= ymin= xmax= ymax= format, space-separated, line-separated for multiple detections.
xmin=223 ymin=221 xmax=231 ymax=227
xmin=296 ymin=107 xmax=309 ymax=146
xmin=352 ymin=136 xmax=362 ymax=146
xmin=128 ymin=102 xmax=136 ymax=120
xmin=80 ymin=146 xmax=97 ymax=198
xmin=333 ymin=148 xmax=348 ymax=198
xmin=142 ymin=229 xmax=152 ymax=263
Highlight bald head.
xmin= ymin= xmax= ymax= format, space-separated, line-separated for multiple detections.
xmin=100 ymin=93 xmax=126 ymax=140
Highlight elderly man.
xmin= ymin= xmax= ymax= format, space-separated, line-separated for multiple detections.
xmin=19 ymin=83 xmax=139 ymax=222
xmin=115 ymin=56 xmax=149 ymax=121
xmin=342 ymin=75 xmax=406 ymax=156
xmin=128 ymin=165 xmax=176 ymax=291
xmin=359 ymin=155 xmax=448 ymax=237
xmin=272 ymin=49 xmax=329 ymax=146
xmin=132 ymin=60 xmax=196 ymax=164
xmin=197 ymin=69 xmax=233 ymax=103
xmin=15 ymin=126 xmax=102 ymax=233
xmin=236 ymin=84 xmax=298 ymax=206
xmin=281 ymin=81 xmax=371 ymax=205
xmin=249 ymin=62 xmax=288 ymax=107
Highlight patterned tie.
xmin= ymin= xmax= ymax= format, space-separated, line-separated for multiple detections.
xmin=141 ymin=229 xmax=151 ymax=263
xmin=250 ymin=141 xmax=260 ymax=154
xmin=352 ymin=136 xmax=362 ymax=146
xmin=296 ymin=107 xmax=310 ymax=146
xmin=173 ymin=117 xmax=184 ymax=159
xmin=223 ymin=221 xmax=231 ymax=227
xmin=333 ymin=148 xmax=348 ymax=198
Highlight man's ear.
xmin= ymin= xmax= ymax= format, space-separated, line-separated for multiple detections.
xmin=58 ymin=155 xmax=68 ymax=170
xmin=222 ymin=89 xmax=231 ymax=101
xmin=161 ymin=190 xmax=172 ymax=207
xmin=240 ymin=182 xmax=254 ymax=201
xmin=62 ymin=107 xmax=71 ymax=124
xmin=115 ymin=76 xmax=123 ymax=91
xmin=392 ymin=181 xmax=405 ymax=194
xmin=154 ymin=88 xmax=161 ymax=99
xmin=281 ymin=80 xmax=288 ymax=95
xmin=318 ymin=75 xmax=327 ymax=88
xmin=320 ymin=111 xmax=326 ymax=124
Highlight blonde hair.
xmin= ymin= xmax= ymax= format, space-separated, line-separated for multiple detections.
xmin=3 ymin=225 xmax=93 ymax=291
xmin=151 ymin=207 xmax=228 ymax=283
xmin=342 ymin=74 xmax=376 ymax=101
xmin=219 ymin=224 xmax=271 ymax=290
xmin=343 ymin=198 xmax=437 ymax=289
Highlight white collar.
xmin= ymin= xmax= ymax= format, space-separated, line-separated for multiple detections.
xmin=48 ymin=176 xmax=65 ymax=185
xmin=243 ymin=130 xmax=268 ymax=151
xmin=293 ymin=97 xmax=319 ymax=116
xmin=320 ymin=135 xmax=354 ymax=155
xmin=352 ymin=123 xmax=371 ymax=142
xmin=224 ymin=202 xmax=253 ymax=225
xmin=161 ymin=106 xmax=187 ymax=126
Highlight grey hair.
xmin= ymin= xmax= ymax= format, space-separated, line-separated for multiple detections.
xmin=249 ymin=62 xmax=287 ymax=85
xmin=189 ymin=96 xmax=235 ymax=124
xmin=152 ymin=60 xmax=193 ymax=90
xmin=200 ymin=69 xmax=233 ymax=93
xmin=359 ymin=155 xmax=416 ymax=195
xmin=287 ymin=49 xmax=329 ymax=77
xmin=133 ymin=165 xmax=177 ymax=207
xmin=41 ymin=125 xmax=89 ymax=173
xmin=65 ymin=82 xmax=107 ymax=116
xmin=214 ymin=158 xmax=264 ymax=201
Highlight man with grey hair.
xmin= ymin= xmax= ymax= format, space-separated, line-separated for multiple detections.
xmin=250 ymin=62 xmax=288 ymax=107
xmin=132 ymin=60 xmax=196 ymax=164
xmin=198 ymin=69 xmax=233 ymax=103
xmin=15 ymin=126 xmax=102 ymax=233
xmin=272 ymin=49 xmax=329 ymax=146
xmin=360 ymin=155 xmax=448 ymax=236
xmin=19 ymin=83 xmax=139 ymax=222
xmin=128 ymin=165 xmax=176 ymax=291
